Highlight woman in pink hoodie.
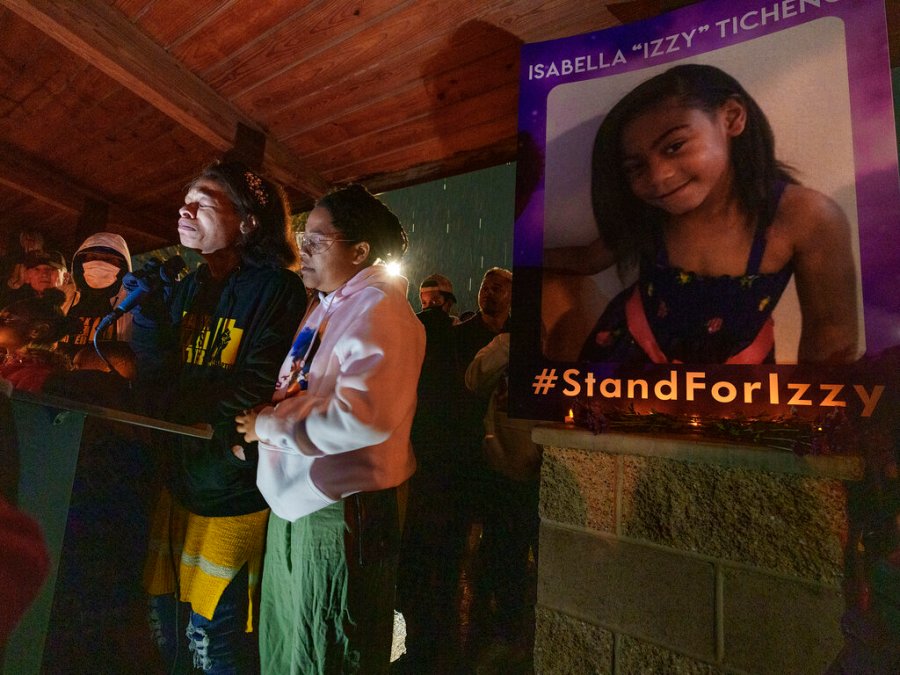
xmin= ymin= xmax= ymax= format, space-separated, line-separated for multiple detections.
xmin=236 ymin=184 xmax=425 ymax=674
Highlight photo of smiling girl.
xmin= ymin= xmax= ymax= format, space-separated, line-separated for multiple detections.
xmin=544 ymin=63 xmax=861 ymax=366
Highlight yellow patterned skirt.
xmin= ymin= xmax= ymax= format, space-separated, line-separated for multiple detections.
xmin=143 ymin=488 xmax=269 ymax=631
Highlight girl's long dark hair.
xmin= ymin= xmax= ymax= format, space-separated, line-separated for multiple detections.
xmin=592 ymin=64 xmax=796 ymax=268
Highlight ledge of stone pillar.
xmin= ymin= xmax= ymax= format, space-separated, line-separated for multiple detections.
xmin=532 ymin=424 xmax=864 ymax=481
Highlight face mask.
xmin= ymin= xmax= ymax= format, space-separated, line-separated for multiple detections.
xmin=82 ymin=260 xmax=121 ymax=289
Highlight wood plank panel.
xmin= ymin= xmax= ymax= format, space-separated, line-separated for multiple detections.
xmin=18 ymin=84 xmax=143 ymax=164
xmin=0 ymin=191 xmax=76 ymax=252
xmin=169 ymin=0 xmax=332 ymax=74
xmin=310 ymin=87 xmax=518 ymax=176
xmin=262 ymin=1 xmax=619 ymax=141
xmin=125 ymin=169 xmax=200 ymax=208
xmin=0 ymin=32 xmax=91 ymax=124
xmin=0 ymin=13 xmax=120 ymax=147
xmin=479 ymin=0 xmax=619 ymax=42
xmin=605 ymin=0 xmax=699 ymax=25
xmin=0 ymin=183 xmax=76 ymax=233
xmin=111 ymin=0 xmax=154 ymax=18
xmin=0 ymin=9 xmax=53 ymax=117
xmin=47 ymin=104 xmax=168 ymax=183
xmin=270 ymin=24 xmax=521 ymax=141
xmin=99 ymin=132 xmax=217 ymax=208
xmin=1 ymin=0 xmax=328 ymax=198
xmin=265 ymin=0 xmax=615 ymax=120
xmin=79 ymin=127 xmax=211 ymax=204
xmin=202 ymin=0 xmax=417 ymax=97
xmin=55 ymin=103 xmax=173 ymax=174
xmin=130 ymin=0 xmax=231 ymax=48
xmin=0 ymin=154 xmax=81 ymax=215
xmin=354 ymin=128 xmax=519 ymax=195
xmin=2 ymin=209 xmax=74 ymax=239
xmin=227 ymin=0 xmax=513 ymax=116
xmin=0 ymin=78 xmax=116 ymax=159
xmin=0 ymin=142 xmax=173 ymax=252
xmin=288 ymin=69 xmax=519 ymax=161
xmin=0 ymin=0 xmax=243 ymax=150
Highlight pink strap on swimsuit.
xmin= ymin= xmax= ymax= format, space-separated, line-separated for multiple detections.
xmin=625 ymin=285 xmax=774 ymax=365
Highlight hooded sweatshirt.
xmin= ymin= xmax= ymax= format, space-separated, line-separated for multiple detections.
xmin=58 ymin=232 xmax=133 ymax=356
xmin=255 ymin=264 xmax=425 ymax=522
xmin=137 ymin=261 xmax=308 ymax=517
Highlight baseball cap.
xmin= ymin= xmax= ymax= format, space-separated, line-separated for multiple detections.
xmin=420 ymin=273 xmax=456 ymax=303
xmin=24 ymin=250 xmax=67 ymax=271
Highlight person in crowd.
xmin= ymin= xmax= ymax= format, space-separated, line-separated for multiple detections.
xmin=235 ymin=183 xmax=425 ymax=675
xmin=414 ymin=273 xmax=459 ymax=382
xmin=0 ymin=249 xmax=67 ymax=309
xmin=0 ymin=289 xmax=73 ymax=392
xmin=418 ymin=272 xmax=458 ymax=320
xmin=465 ymin=328 xmax=541 ymax=670
xmin=451 ymin=267 xmax=514 ymax=663
xmin=56 ymin=232 xmax=134 ymax=358
xmin=131 ymin=160 xmax=307 ymax=674
xmin=544 ymin=63 xmax=859 ymax=365
xmin=413 ymin=273 xmax=458 ymax=387
xmin=3 ymin=228 xmax=46 ymax=293
xmin=397 ymin=268 xmax=512 ymax=672
xmin=396 ymin=272 xmax=462 ymax=673
xmin=455 ymin=268 xmax=512 ymax=366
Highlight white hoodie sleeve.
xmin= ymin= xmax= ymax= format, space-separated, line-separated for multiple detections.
xmin=465 ymin=332 xmax=510 ymax=396
xmin=254 ymin=289 xmax=423 ymax=457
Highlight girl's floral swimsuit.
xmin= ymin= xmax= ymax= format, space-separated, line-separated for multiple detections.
xmin=580 ymin=182 xmax=793 ymax=365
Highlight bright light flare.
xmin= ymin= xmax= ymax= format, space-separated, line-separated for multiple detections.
xmin=386 ymin=261 xmax=402 ymax=276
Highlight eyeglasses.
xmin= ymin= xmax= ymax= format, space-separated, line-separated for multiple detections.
xmin=299 ymin=233 xmax=352 ymax=255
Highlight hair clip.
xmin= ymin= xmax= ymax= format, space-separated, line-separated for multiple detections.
xmin=244 ymin=171 xmax=269 ymax=207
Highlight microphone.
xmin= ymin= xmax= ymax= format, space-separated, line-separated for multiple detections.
xmin=109 ymin=276 xmax=154 ymax=318
xmin=96 ymin=255 xmax=186 ymax=332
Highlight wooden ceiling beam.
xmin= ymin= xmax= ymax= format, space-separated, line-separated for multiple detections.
xmin=0 ymin=0 xmax=330 ymax=199
xmin=0 ymin=142 xmax=171 ymax=248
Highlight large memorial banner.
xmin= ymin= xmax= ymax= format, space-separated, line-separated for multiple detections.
xmin=509 ymin=0 xmax=899 ymax=431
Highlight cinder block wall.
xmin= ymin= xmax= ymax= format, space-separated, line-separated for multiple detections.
xmin=531 ymin=427 xmax=864 ymax=675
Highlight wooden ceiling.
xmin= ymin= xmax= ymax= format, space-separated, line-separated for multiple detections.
xmin=1 ymin=0 xmax=898 ymax=256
